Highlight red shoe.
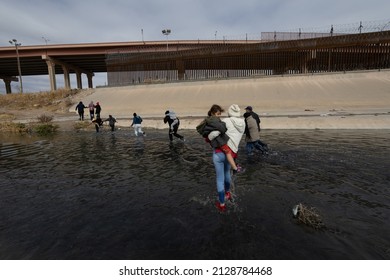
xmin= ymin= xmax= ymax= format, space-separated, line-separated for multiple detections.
xmin=225 ymin=191 xmax=232 ymax=201
xmin=233 ymin=164 xmax=245 ymax=175
xmin=215 ymin=201 xmax=226 ymax=212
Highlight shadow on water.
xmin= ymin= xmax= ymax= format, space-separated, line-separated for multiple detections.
xmin=0 ymin=129 xmax=389 ymax=259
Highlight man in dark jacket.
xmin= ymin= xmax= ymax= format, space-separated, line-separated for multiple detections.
xmin=75 ymin=101 xmax=87 ymax=120
xmin=94 ymin=102 xmax=102 ymax=118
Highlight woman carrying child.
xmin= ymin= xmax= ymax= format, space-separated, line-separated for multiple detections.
xmin=196 ymin=104 xmax=245 ymax=211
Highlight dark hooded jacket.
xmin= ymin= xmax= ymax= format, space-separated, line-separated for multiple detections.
xmin=196 ymin=115 xmax=229 ymax=148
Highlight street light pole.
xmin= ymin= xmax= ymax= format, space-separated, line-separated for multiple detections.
xmin=162 ymin=29 xmax=171 ymax=51
xmin=9 ymin=39 xmax=23 ymax=93
xmin=42 ymin=36 xmax=50 ymax=45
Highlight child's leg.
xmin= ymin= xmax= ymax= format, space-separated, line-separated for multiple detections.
xmin=221 ymin=145 xmax=237 ymax=170
xmin=225 ymin=152 xmax=238 ymax=170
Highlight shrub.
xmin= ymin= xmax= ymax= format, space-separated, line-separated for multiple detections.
xmin=37 ymin=114 xmax=54 ymax=123
xmin=34 ymin=123 xmax=59 ymax=136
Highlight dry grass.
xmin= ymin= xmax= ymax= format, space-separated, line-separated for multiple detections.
xmin=0 ymin=113 xmax=15 ymax=121
xmin=0 ymin=89 xmax=79 ymax=111
xmin=73 ymin=121 xmax=91 ymax=131
xmin=0 ymin=122 xmax=30 ymax=133
xmin=0 ymin=119 xmax=59 ymax=135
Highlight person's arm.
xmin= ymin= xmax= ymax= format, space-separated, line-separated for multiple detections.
xmin=208 ymin=130 xmax=221 ymax=140
xmin=213 ymin=120 xmax=227 ymax=134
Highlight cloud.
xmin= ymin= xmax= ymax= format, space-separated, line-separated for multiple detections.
xmin=1 ymin=0 xmax=389 ymax=92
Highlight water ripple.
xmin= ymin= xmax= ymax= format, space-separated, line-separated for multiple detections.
xmin=0 ymin=129 xmax=389 ymax=259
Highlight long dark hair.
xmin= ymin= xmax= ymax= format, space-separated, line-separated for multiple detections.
xmin=208 ymin=104 xmax=224 ymax=116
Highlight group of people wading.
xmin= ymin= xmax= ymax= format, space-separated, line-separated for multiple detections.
xmin=76 ymin=101 xmax=267 ymax=212
xmin=197 ymin=104 xmax=268 ymax=212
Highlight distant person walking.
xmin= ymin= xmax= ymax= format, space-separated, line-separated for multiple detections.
xmin=75 ymin=101 xmax=87 ymax=121
xmin=88 ymin=101 xmax=95 ymax=120
xmin=94 ymin=102 xmax=102 ymax=118
xmin=131 ymin=113 xmax=145 ymax=136
xmin=163 ymin=110 xmax=184 ymax=141
xmin=104 ymin=115 xmax=117 ymax=132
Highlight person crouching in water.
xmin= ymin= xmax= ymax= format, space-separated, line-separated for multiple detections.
xmin=163 ymin=110 xmax=184 ymax=141
xmin=104 ymin=115 xmax=117 ymax=132
xmin=196 ymin=104 xmax=244 ymax=174
xmin=92 ymin=117 xmax=103 ymax=132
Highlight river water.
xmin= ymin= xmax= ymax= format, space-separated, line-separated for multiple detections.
xmin=0 ymin=129 xmax=389 ymax=260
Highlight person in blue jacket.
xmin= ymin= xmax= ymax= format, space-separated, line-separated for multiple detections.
xmin=131 ymin=113 xmax=145 ymax=136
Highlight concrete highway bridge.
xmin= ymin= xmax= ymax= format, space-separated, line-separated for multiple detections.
xmin=1 ymin=30 xmax=390 ymax=93
xmin=0 ymin=40 xmax=258 ymax=93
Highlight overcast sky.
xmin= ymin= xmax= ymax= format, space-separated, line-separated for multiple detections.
xmin=1 ymin=0 xmax=390 ymax=93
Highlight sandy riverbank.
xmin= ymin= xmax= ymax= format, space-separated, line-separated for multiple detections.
xmin=68 ymin=70 xmax=390 ymax=130
xmin=3 ymin=70 xmax=390 ymax=131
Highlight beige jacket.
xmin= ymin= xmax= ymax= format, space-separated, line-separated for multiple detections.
xmin=245 ymin=114 xmax=260 ymax=143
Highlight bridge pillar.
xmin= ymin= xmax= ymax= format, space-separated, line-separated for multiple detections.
xmin=76 ymin=71 xmax=82 ymax=89
xmin=87 ymin=72 xmax=94 ymax=88
xmin=4 ymin=78 xmax=12 ymax=94
xmin=62 ymin=66 xmax=71 ymax=89
xmin=42 ymin=55 xmax=90 ymax=91
xmin=45 ymin=59 xmax=57 ymax=91
xmin=1 ymin=77 xmax=17 ymax=94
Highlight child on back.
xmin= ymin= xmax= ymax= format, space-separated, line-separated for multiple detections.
xmin=196 ymin=104 xmax=242 ymax=173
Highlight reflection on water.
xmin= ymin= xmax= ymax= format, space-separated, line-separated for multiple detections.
xmin=0 ymin=129 xmax=389 ymax=259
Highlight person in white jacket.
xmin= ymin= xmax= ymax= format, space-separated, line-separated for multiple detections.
xmin=208 ymin=104 xmax=245 ymax=212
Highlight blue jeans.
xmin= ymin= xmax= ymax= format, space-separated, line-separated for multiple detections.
xmin=212 ymin=151 xmax=231 ymax=204
xmin=246 ymin=140 xmax=268 ymax=155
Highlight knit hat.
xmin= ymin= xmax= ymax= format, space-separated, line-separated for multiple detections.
xmin=228 ymin=104 xmax=241 ymax=117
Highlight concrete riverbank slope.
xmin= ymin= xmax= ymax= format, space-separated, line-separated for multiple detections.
xmin=79 ymin=70 xmax=390 ymax=129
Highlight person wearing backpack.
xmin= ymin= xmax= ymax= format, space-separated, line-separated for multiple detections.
xmin=163 ymin=110 xmax=184 ymax=141
xmin=131 ymin=113 xmax=145 ymax=136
